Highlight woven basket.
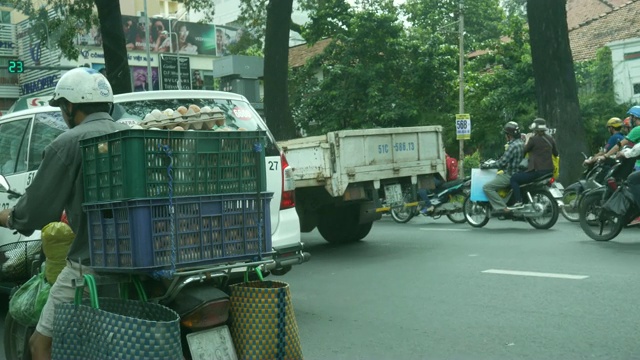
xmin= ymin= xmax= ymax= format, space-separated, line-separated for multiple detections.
xmin=229 ymin=280 xmax=303 ymax=360
xmin=52 ymin=275 xmax=182 ymax=360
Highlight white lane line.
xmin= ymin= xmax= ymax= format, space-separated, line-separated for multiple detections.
xmin=419 ymin=228 xmax=471 ymax=231
xmin=481 ymin=269 xmax=589 ymax=280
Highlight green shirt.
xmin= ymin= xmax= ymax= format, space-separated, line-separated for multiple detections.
xmin=12 ymin=112 xmax=129 ymax=265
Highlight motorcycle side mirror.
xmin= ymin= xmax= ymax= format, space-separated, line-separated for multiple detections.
xmin=0 ymin=175 xmax=9 ymax=192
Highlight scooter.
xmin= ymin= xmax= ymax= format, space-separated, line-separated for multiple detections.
xmin=389 ymin=178 xmax=471 ymax=224
xmin=463 ymin=162 xmax=560 ymax=229
xmin=0 ymin=175 xmax=309 ymax=360
xmin=561 ymin=154 xmax=614 ymax=222
xmin=578 ymin=157 xmax=638 ymax=241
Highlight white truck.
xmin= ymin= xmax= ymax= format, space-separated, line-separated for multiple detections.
xmin=279 ymin=126 xmax=446 ymax=243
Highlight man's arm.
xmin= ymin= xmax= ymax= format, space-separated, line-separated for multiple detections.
xmin=0 ymin=146 xmax=72 ymax=232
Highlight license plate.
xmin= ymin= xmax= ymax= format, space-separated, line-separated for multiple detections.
xmin=384 ymin=184 xmax=403 ymax=206
xmin=549 ymin=188 xmax=563 ymax=198
xmin=186 ymin=325 xmax=237 ymax=360
xmin=553 ymin=182 xmax=564 ymax=191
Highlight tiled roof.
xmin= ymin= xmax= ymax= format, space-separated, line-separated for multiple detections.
xmin=288 ymin=38 xmax=332 ymax=68
xmin=569 ymin=0 xmax=640 ymax=61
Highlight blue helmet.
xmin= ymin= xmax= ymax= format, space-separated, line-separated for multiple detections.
xmin=627 ymin=105 xmax=640 ymax=118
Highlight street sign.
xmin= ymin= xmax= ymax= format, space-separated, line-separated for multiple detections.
xmin=456 ymin=114 xmax=471 ymax=140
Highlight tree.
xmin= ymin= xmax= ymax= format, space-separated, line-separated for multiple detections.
xmin=263 ymin=0 xmax=298 ymax=140
xmin=95 ymin=0 xmax=130 ymax=93
xmin=401 ymin=0 xmax=505 ymax=51
xmin=527 ymin=0 xmax=587 ymax=183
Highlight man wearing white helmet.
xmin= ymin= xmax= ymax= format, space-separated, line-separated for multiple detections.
xmin=0 ymin=67 xmax=129 ymax=359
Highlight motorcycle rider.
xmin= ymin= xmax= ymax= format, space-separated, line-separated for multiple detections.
xmin=597 ymin=106 xmax=640 ymax=160
xmin=0 ymin=68 xmax=129 ymax=359
xmin=481 ymin=121 xmax=525 ymax=213
xmin=584 ymin=117 xmax=625 ymax=165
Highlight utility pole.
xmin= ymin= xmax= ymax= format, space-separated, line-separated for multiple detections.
xmin=144 ymin=0 xmax=153 ymax=91
xmin=458 ymin=0 xmax=465 ymax=179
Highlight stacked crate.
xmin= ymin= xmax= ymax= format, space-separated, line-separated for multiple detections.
xmin=80 ymin=128 xmax=271 ymax=273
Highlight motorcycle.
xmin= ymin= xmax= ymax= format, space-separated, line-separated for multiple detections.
xmin=0 ymin=175 xmax=310 ymax=360
xmin=579 ymin=157 xmax=637 ymax=241
xmin=463 ymin=161 xmax=560 ymax=229
xmin=387 ymin=178 xmax=471 ymax=224
xmin=560 ymin=153 xmax=614 ymax=222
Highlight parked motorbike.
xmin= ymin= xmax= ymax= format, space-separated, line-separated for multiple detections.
xmin=463 ymin=161 xmax=560 ymax=229
xmin=0 ymin=175 xmax=309 ymax=360
xmin=388 ymin=178 xmax=470 ymax=224
xmin=578 ymin=157 xmax=637 ymax=241
xmin=561 ymin=154 xmax=615 ymax=222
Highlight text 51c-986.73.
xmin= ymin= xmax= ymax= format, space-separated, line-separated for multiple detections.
xmin=377 ymin=142 xmax=415 ymax=154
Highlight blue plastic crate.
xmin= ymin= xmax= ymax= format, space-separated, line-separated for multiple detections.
xmin=84 ymin=193 xmax=272 ymax=273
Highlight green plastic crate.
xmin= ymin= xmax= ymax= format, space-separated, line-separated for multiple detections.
xmin=81 ymin=129 xmax=267 ymax=202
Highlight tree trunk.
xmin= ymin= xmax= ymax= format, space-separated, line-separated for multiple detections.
xmin=95 ymin=0 xmax=131 ymax=94
xmin=527 ymin=0 xmax=587 ymax=184
xmin=264 ymin=0 xmax=297 ymax=141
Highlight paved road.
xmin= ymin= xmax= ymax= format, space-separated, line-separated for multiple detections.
xmin=1 ymin=216 xmax=639 ymax=359
xmin=280 ymin=215 xmax=640 ymax=360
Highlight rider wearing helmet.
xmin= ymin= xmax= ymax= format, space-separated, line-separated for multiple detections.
xmin=0 ymin=68 xmax=129 ymax=359
xmin=598 ymin=106 xmax=640 ymax=161
xmin=481 ymin=121 xmax=525 ymax=213
xmin=585 ymin=117 xmax=625 ymax=165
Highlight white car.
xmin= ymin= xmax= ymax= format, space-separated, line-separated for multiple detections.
xmin=0 ymin=90 xmax=308 ymax=277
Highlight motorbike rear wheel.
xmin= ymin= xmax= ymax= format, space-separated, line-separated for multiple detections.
xmin=560 ymin=188 xmax=580 ymax=222
xmin=390 ymin=191 xmax=415 ymax=223
xmin=446 ymin=193 xmax=467 ymax=224
xmin=579 ymin=190 xmax=624 ymax=241
xmin=463 ymin=195 xmax=490 ymax=228
xmin=4 ymin=311 xmax=33 ymax=360
xmin=525 ymin=190 xmax=559 ymax=229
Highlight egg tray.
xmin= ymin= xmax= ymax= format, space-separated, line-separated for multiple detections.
xmin=84 ymin=193 xmax=273 ymax=273
xmin=140 ymin=109 xmax=226 ymax=131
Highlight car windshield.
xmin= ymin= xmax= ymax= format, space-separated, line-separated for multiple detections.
xmin=112 ymin=98 xmax=263 ymax=131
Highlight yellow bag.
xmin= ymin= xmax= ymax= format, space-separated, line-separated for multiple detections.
xmin=41 ymin=222 xmax=75 ymax=284
xmin=552 ymin=155 xmax=560 ymax=179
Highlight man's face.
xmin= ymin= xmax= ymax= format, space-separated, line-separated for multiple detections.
xmin=633 ymin=116 xmax=640 ymax=127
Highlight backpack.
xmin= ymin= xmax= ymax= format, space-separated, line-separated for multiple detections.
xmin=446 ymin=154 xmax=459 ymax=181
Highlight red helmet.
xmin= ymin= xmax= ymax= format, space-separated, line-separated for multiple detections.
xmin=624 ymin=117 xmax=632 ymax=127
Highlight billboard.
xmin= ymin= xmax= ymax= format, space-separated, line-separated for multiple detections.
xmin=75 ymin=15 xmax=223 ymax=56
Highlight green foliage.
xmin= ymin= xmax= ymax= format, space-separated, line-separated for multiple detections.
xmin=289 ymin=3 xmax=466 ymax=136
xmin=401 ymin=0 xmax=506 ymax=51
xmin=461 ymin=16 xmax=536 ymax=158
xmin=463 ymin=150 xmax=482 ymax=177
xmin=575 ymin=47 xmax=632 ymax=153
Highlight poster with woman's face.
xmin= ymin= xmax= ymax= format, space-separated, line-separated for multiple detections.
xmin=131 ymin=66 xmax=159 ymax=91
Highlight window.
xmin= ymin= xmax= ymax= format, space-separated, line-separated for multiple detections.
xmin=0 ymin=118 xmax=30 ymax=176
xmin=28 ymin=111 xmax=66 ymax=171
xmin=634 ymin=83 xmax=640 ymax=95
xmin=0 ymin=11 xmax=10 ymax=24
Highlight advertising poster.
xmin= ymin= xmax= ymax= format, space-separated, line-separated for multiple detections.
xmin=78 ymin=16 xmax=221 ymax=56
xmin=131 ymin=66 xmax=160 ymax=91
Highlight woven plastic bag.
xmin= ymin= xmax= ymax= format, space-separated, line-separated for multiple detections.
xmin=9 ymin=267 xmax=51 ymax=326
xmin=52 ymin=274 xmax=182 ymax=360
xmin=229 ymin=280 xmax=304 ymax=360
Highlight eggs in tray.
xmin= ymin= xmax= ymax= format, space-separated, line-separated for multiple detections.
xmin=139 ymin=105 xmax=242 ymax=131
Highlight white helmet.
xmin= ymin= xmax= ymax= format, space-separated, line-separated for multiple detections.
xmin=49 ymin=67 xmax=113 ymax=107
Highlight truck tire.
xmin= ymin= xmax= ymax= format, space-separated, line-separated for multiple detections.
xmin=355 ymin=222 xmax=373 ymax=240
xmin=317 ymin=205 xmax=361 ymax=244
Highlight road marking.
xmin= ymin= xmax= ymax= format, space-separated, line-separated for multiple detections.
xmin=419 ymin=228 xmax=471 ymax=232
xmin=481 ymin=269 xmax=589 ymax=280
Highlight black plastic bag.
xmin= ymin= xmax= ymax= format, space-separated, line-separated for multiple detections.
xmin=602 ymin=187 xmax=634 ymax=216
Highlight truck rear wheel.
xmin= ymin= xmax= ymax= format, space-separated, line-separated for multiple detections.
xmin=317 ymin=205 xmax=363 ymax=244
